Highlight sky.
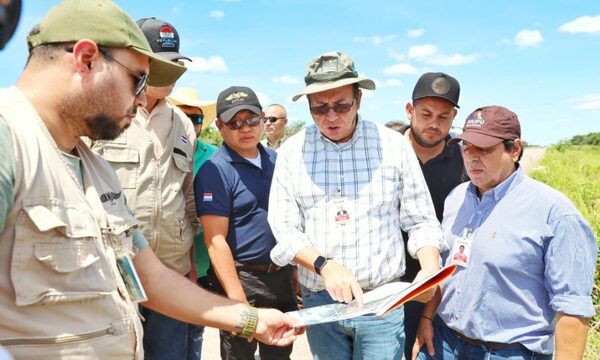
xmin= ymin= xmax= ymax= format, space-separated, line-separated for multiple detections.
xmin=1 ymin=0 xmax=599 ymax=145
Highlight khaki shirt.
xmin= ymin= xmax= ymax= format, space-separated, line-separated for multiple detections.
xmin=92 ymin=99 xmax=197 ymax=274
xmin=0 ymin=87 xmax=143 ymax=359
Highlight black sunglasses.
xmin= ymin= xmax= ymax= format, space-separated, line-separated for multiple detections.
xmin=310 ymin=99 xmax=355 ymax=115
xmin=185 ymin=113 xmax=204 ymax=125
xmin=97 ymin=47 xmax=148 ymax=97
xmin=224 ymin=116 xmax=262 ymax=130
xmin=263 ymin=116 xmax=285 ymax=124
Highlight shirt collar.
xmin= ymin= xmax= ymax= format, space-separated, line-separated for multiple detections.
xmin=467 ymin=165 xmax=524 ymax=202
xmin=318 ymin=114 xmax=364 ymax=150
xmin=220 ymin=142 xmax=268 ymax=167
xmin=137 ymin=98 xmax=169 ymax=124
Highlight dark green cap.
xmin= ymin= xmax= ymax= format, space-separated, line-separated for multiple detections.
xmin=26 ymin=0 xmax=186 ymax=87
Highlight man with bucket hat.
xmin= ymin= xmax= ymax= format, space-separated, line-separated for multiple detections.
xmin=268 ymin=51 xmax=444 ymax=359
xmin=414 ymin=106 xmax=597 ymax=360
xmin=0 ymin=1 xmax=299 ymax=358
xmin=90 ymin=16 xmax=202 ymax=359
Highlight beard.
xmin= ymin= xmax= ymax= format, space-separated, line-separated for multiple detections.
xmin=412 ymin=128 xmax=444 ymax=148
xmin=58 ymin=76 xmax=136 ymax=141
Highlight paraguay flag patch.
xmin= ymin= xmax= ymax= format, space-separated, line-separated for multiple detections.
xmin=180 ymin=135 xmax=189 ymax=144
xmin=203 ymin=193 xmax=213 ymax=202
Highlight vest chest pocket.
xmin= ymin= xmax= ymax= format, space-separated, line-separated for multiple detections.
xmin=172 ymin=150 xmax=191 ymax=174
xmin=11 ymin=200 xmax=116 ymax=306
xmin=101 ymin=146 xmax=140 ymax=189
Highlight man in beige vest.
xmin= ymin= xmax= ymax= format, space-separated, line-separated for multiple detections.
xmin=90 ymin=16 xmax=201 ymax=359
xmin=0 ymin=1 xmax=299 ymax=359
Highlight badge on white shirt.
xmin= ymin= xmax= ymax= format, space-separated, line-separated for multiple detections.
xmin=451 ymin=228 xmax=473 ymax=267
xmin=332 ymin=198 xmax=351 ymax=226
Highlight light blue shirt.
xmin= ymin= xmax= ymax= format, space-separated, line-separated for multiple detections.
xmin=438 ymin=166 xmax=597 ymax=354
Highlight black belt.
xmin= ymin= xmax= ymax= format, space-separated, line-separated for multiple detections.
xmin=235 ymin=263 xmax=284 ymax=273
xmin=453 ymin=329 xmax=524 ymax=350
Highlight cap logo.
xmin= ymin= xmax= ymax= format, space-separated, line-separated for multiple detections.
xmin=321 ymin=58 xmax=339 ymax=73
xmin=465 ymin=111 xmax=485 ymax=128
xmin=431 ymin=77 xmax=450 ymax=95
xmin=225 ymin=91 xmax=248 ymax=104
xmin=159 ymin=26 xmax=177 ymax=48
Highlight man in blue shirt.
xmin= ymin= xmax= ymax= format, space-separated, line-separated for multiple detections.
xmin=194 ymin=86 xmax=297 ymax=360
xmin=415 ymin=106 xmax=597 ymax=360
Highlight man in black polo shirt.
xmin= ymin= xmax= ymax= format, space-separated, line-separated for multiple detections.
xmin=399 ymin=72 xmax=467 ymax=360
xmin=194 ymin=86 xmax=297 ymax=360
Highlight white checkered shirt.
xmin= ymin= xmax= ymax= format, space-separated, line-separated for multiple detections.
xmin=268 ymin=117 xmax=444 ymax=291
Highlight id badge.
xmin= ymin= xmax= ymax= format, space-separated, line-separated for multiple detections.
xmin=332 ymin=198 xmax=351 ymax=226
xmin=116 ymin=253 xmax=148 ymax=303
xmin=450 ymin=228 xmax=473 ymax=268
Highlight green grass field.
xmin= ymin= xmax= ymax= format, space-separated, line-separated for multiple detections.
xmin=529 ymin=145 xmax=600 ymax=359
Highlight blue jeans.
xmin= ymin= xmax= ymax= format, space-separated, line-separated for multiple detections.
xmin=417 ymin=316 xmax=552 ymax=360
xmin=301 ymin=286 xmax=405 ymax=360
xmin=140 ymin=305 xmax=203 ymax=360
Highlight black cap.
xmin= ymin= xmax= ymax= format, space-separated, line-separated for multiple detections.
xmin=217 ymin=86 xmax=262 ymax=123
xmin=412 ymin=72 xmax=460 ymax=108
xmin=136 ymin=17 xmax=191 ymax=62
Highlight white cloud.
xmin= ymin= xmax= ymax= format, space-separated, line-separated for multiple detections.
xmin=385 ymin=79 xmax=402 ymax=87
xmin=408 ymin=44 xmax=438 ymax=59
xmin=186 ymin=56 xmax=229 ymax=73
xmin=514 ymin=29 xmax=543 ymax=47
xmin=574 ymin=93 xmax=600 ymax=110
xmin=171 ymin=6 xmax=181 ymax=13
xmin=407 ymin=28 xmax=425 ymax=38
xmin=388 ymin=49 xmax=405 ymax=62
xmin=272 ymin=75 xmax=300 ymax=84
xmin=209 ymin=10 xmax=225 ymax=19
xmin=256 ymin=92 xmax=271 ymax=107
xmin=426 ymin=53 xmax=478 ymax=66
xmin=559 ymin=15 xmax=600 ymax=35
xmin=383 ymin=63 xmax=418 ymax=75
xmin=353 ymin=34 xmax=395 ymax=46
xmin=407 ymin=44 xmax=478 ymax=66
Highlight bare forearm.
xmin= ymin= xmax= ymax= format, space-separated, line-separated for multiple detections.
xmin=207 ymin=237 xmax=246 ymax=302
xmin=134 ymin=248 xmax=248 ymax=332
xmin=416 ymin=245 xmax=440 ymax=273
xmin=555 ymin=313 xmax=590 ymax=360
xmin=294 ymin=246 xmax=323 ymax=272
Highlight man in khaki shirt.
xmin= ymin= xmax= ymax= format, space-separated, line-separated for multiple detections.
xmin=0 ymin=1 xmax=300 ymax=359
xmin=91 ymin=17 xmax=202 ymax=359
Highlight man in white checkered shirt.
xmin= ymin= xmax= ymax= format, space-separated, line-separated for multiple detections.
xmin=268 ymin=51 xmax=445 ymax=360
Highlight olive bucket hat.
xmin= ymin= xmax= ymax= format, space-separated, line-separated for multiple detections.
xmin=292 ymin=51 xmax=375 ymax=101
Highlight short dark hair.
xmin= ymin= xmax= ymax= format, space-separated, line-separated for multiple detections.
xmin=503 ymin=139 xmax=523 ymax=162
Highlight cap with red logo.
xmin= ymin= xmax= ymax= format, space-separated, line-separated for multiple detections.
xmin=448 ymin=105 xmax=521 ymax=148
xmin=136 ymin=17 xmax=191 ymax=62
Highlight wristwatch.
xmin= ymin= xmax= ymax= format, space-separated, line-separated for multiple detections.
xmin=313 ymin=256 xmax=330 ymax=275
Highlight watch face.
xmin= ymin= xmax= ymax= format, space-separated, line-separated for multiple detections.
xmin=314 ymin=256 xmax=328 ymax=274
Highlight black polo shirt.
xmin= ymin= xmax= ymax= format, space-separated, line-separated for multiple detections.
xmin=401 ymin=135 xmax=467 ymax=281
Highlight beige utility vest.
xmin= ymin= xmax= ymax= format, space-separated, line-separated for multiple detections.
xmin=92 ymin=103 xmax=195 ymax=274
xmin=0 ymin=87 xmax=144 ymax=359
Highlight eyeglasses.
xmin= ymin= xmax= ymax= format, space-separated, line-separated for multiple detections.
xmin=263 ymin=116 xmax=285 ymax=124
xmin=223 ymin=116 xmax=262 ymax=130
xmin=98 ymin=47 xmax=148 ymax=97
xmin=309 ymin=99 xmax=355 ymax=115
xmin=185 ymin=113 xmax=204 ymax=125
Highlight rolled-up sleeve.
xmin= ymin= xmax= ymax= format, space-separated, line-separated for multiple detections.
xmin=546 ymin=214 xmax=597 ymax=318
xmin=268 ymin=143 xmax=311 ymax=266
xmin=397 ymin=137 xmax=445 ymax=258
